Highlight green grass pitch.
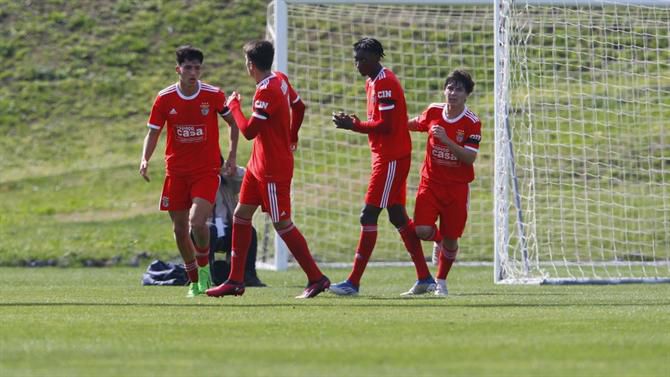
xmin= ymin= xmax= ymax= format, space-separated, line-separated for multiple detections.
xmin=1 ymin=266 xmax=668 ymax=377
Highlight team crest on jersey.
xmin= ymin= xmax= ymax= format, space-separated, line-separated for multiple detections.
xmin=456 ymin=129 xmax=465 ymax=143
xmin=200 ymin=102 xmax=209 ymax=116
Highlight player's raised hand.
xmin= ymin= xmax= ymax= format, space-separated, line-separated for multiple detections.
xmin=139 ymin=159 xmax=150 ymax=182
xmin=226 ymin=91 xmax=241 ymax=109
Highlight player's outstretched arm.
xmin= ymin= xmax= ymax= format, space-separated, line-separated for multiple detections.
xmin=349 ymin=107 xmax=393 ymax=134
xmin=407 ymin=117 xmax=420 ymax=131
xmin=227 ymin=91 xmax=268 ymax=140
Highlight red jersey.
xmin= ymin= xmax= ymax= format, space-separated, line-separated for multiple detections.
xmin=148 ymin=81 xmax=229 ymax=176
xmin=364 ymin=67 xmax=412 ymax=161
xmin=415 ymin=104 xmax=482 ymax=184
xmin=246 ymin=71 xmax=299 ymax=183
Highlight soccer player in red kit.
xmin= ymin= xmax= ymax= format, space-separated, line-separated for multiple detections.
xmin=408 ymin=70 xmax=481 ymax=296
xmin=206 ymin=40 xmax=330 ymax=299
xmin=140 ymin=45 xmax=239 ymax=298
xmin=331 ymin=37 xmax=434 ymax=296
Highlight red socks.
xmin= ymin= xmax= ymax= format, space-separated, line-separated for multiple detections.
xmin=184 ymin=260 xmax=198 ymax=283
xmin=347 ymin=225 xmax=377 ymax=286
xmin=229 ymin=216 xmax=253 ymax=283
xmin=437 ymin=247 xmax=458 ymax=280
xmin=277 ymin=223 xmax=323 ymax=282
xmin=194 ymin=245 xmax=209 ymax=268
xmin=398 ymin=220 xmax=431 ymax=280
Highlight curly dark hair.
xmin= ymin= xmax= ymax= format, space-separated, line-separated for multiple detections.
xmin=353 ymin=37 xmax=385 ymax=58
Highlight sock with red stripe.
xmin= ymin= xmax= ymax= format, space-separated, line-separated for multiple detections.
xmin=229 ymin=216 xmax=252 ymax=283
xmin=347 ymin=225 xmax=377 ymax=286
xmin=184 ymin=259 xmax=198 ymax=283
xmin=194 ymin=244 xmax=209 ymax=268
xmin=437 ymin=247 xmax=458 ymax=280
xmin=277 ymin=223 xmax=323 ymax=282
xmin=398 ymin=220 xmax=431 ymax=280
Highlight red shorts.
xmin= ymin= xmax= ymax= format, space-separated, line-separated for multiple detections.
xmin=159 ymin=172 xmax=219 ymax=211
xmin=364 ymin=156 xmax=410 ymax=208
xmin=239 ymin=172 xmax=291 ymax=223
xmin=413 ymin=178 xmax=470 ymax=239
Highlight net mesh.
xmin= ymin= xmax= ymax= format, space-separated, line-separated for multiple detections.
xmin=263 ymin=1 xmax=670 ymax=282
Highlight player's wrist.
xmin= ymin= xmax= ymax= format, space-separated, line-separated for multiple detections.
xmin=228 ymin=100 xmax=241 ymax=111
xmin=351 ymin=117 xmax=363 ymax=130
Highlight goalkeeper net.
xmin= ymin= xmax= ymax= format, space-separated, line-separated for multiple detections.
xmin=263 ymin=0 xmax=670 ymax=284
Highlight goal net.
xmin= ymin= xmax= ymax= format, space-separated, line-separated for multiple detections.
xmin=264 ymin=0 xmax=670 ymax=284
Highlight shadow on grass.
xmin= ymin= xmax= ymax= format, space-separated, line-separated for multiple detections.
xmin=2 ymin=300 xmax=669 ymax=309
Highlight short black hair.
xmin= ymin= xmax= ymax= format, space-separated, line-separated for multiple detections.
xmin=176 ymin=45 xmax=204 ymax=65
xmin=244 ymin=40 xmax=274 ymax=71
xmin=445 ymin=69 xmax=475 ymax=94
xmin=353 ymin=37 xmax=385 ymax=58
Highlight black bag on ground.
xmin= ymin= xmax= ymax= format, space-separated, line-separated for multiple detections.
xmin=210 ymin=260 xmax=230 ymax=286
xmin=142 ymin=260 xmax=189 ymax=286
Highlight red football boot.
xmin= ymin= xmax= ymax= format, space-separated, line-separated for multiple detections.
xmin=296 ymin=275 xmax=330 ymax=299
xmin=206 ymin=280 xmax=245 ymax=297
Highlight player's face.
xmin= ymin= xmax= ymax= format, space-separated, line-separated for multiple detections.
xmin=177 ymin=59 xmax=202 ymax=85
xmin=354 ymin=50 xmax=377 ymax=77
xmin=444 ymin=81 xmax=468 ymax=108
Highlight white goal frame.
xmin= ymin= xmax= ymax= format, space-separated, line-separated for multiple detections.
xmin=266 ymin=0 xmax=670 ymax=285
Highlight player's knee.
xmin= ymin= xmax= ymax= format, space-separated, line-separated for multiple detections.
xmin=443 ymin=238 xmax=458 ymax=253
xmin=189 ymin=216 xmax=208 ymax=233
xmin=359 ymin=206 xmax=381 ymax=225
xmin=272 ymin=219 xmax=293 ymax=232
xmin=415 ymin=225 xmax=433 ymax=240
xmin=387 ymin=205 xmax=408 ymax=228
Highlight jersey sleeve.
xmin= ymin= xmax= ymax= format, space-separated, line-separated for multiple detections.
xmin=277 ymin=71 xmax=301 ymax=105
xmin=375 ymin=78 xmax=398 ymax=112
xmin=251 ymin=87 xmax=276 ymax=121
xmin=464 ymin=119 xmax=482 ymax=153
xmin=414 ymin=107 xmax=434 ymax=132
xmin=215 ymin=90 xmax=231 ymax=117
xmin=147 ymin=94 xmax=166 ymax=131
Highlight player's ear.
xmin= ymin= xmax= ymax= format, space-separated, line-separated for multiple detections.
xmin=175 ymin=65 xmax=181 ymax=75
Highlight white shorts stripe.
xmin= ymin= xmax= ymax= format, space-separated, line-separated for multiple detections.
xmin=380 ymin=160 xmax=396 ymax=208
xmin=267 ymin=182 xmax=279 ymax=222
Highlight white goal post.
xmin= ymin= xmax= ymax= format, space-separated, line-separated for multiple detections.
xmin=264 ymin=0 xmax=670 ymax=284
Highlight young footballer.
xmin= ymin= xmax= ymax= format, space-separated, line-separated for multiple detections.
xmin=206 ymin=40 xmax=330 ymax=299
xmin=140 ymin=45 xmax=239 ymax=297
xmin=408 ymin=69 xmax=481 ymax=296
xmin=331 ymin=37 xmax=434 ymax=296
